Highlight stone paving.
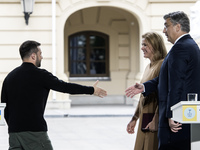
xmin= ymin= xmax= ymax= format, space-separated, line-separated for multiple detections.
xmin=0 ymin=105 xmax=138 ymax=150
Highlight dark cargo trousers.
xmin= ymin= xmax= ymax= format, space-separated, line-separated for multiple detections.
xmin=8 ymin=131 xmax=53 ymax=150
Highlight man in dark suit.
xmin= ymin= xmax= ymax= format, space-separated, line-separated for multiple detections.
xmin=125 ymin=11 xmax=200 ymax=150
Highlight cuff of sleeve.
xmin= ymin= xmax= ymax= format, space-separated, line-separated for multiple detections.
xmin=166 ymin=111 xmax=172 ymax=118
xmin=132 ymin=115 xmax=139 ymax=121
xmin=142 ymin=84 xmax=145 ymax=93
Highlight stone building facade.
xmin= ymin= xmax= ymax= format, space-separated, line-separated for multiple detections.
xmin=0 ymin=0 xmax=198 ymax=108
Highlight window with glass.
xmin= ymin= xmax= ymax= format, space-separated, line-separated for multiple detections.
xmin=69 ymin=31 xmax=109 ymax=77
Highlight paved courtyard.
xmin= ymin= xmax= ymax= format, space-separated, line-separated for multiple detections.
xmin=0 ymin=105 xmax=139 ymax=150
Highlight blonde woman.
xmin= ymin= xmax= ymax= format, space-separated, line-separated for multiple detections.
xmin=126 ymin=32 xmax=167 ymax=150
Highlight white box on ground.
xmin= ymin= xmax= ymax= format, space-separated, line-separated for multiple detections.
xmin=0 ymin=103 xmax=6 ymax=126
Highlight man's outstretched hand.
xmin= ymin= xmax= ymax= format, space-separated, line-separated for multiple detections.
xmin=93 ymin=80 xmax=107 ymax=98
xmin=125 ymin=83 xmax=144 ymax=98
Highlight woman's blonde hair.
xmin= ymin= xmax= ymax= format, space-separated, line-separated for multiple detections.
xmin=142 ymin=32 xmax=167 ymax=62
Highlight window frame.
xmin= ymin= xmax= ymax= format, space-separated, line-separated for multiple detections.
xmin=68 ymin=31 xmax=110 ymax=78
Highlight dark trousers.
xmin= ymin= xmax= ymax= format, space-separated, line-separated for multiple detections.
xmin=158 ymin=125 xmax=190 ymax=150
xmin=9 ymin=131 xmax=53 ymax=150
xmin=159 ymin=139 xmax=190 ymax=150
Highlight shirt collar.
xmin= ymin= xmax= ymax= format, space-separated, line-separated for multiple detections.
xmin=174 ymin=33 xmax=189 ymax=44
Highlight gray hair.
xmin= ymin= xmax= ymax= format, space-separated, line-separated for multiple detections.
xmin=163 ymin=11 xmax=190 ymax=33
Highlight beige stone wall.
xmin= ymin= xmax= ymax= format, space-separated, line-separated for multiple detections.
xmin=0 ymin=0 xmax=198 ymax=105
xmin=63 ymin=7 xmax=140 ymax=98
xmin=0 ymin=0 xmax=55 ymax=102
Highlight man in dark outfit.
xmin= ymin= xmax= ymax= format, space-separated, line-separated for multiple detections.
xmin=1 ymin=40 xmax=107 ymax=150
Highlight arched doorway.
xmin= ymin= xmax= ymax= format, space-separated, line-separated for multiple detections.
xmin=63 ymin=6 xmax=140 ymax=105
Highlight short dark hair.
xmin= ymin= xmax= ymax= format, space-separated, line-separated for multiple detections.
xmin=163 ymin=11 xmax=190 ymax=33
xmin=19 ymin=40 xmax=41 ymax=60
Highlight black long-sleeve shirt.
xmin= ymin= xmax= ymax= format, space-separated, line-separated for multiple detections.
xmin=1 ymin=62 xmax=94 ymax=133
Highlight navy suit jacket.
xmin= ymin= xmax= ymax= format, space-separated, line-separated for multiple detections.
xmin=143 ymin=34 xmax=200 ymax=149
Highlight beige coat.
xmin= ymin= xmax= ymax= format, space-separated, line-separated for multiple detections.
xmin=134 ymin=59 xmax=163 ymax=150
